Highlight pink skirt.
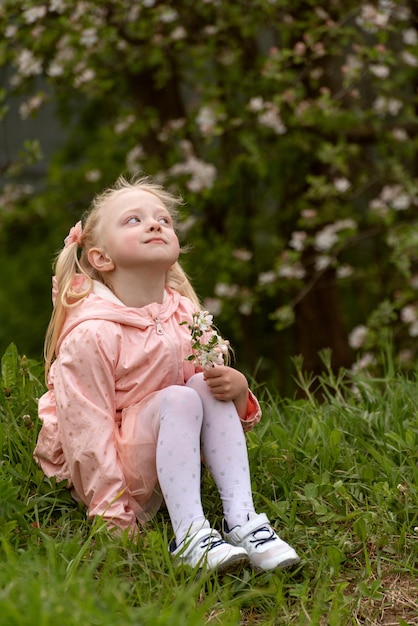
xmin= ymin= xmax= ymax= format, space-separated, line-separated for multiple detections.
xmin=115 ymin=390 xmax=163 ymax=522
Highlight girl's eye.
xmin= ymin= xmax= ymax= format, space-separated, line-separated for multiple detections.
xmin=127 ymin=216 xmax=140 ymax=224
xmin=159 ymin=217 xmax=171 ymax=225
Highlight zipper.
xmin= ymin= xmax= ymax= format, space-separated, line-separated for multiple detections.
xmin=154 ymin=317 xmax=164 ymax=335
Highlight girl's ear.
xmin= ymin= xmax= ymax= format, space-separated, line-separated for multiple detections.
xmin=88 ymin=248 xmax=115 ymax=272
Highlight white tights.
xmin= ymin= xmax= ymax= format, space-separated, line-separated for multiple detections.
xmin=156 ymin=373 xmax=255 ymax=545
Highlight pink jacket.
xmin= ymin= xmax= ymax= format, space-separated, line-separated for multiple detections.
xmin=34 ymin=281 xmax=262 ymax=532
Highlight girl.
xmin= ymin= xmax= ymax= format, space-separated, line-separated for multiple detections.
xmin=34 ymin=175 xmax=300 ymax=574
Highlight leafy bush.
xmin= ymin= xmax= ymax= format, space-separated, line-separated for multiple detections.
xmin=1 ymin=2 xmax=418 ymax=389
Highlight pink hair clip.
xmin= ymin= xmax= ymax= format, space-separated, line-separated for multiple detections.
xmin=64 ymin=220 xmax=83 ymax=248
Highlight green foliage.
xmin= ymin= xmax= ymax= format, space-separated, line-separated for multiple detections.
xmin=2 ymin=344 xmax=417 ymax=624
xmin=0 ymin=1 xmax=418 ymax=388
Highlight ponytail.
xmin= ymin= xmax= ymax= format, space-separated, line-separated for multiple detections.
xmin=44 ymin=241 xmax=93 ymax=381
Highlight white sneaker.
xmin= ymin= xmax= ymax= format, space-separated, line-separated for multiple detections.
xmin=223 ymin=513 xmax=300 ymax=571
xmin=170 ymin=520 xmax=248 ymax=573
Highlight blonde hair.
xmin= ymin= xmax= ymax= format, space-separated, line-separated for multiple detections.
xmin=44 ymin=175 xmax=200 ymax=380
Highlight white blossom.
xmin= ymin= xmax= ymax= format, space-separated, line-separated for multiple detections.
xmin=351 ymin=352 xmax=376 ymax=373
xmin=403 ymin=28 xmax=418 ymax=46
xmin=196 ymin=106 xmax=217 ymax=136
xmin=315 ymin=227 xmax=338 ymax=251
xmin=169 ymin=156 xmax=217 ymax=192
xmin=248 ymin=97 xmax=265 ymax=112
xmin=402 ymin=51 xmax=418 ymax=67
xmin=391 ymin=127 xmax=408 ymax=142
xmin=47 ymin=61 xmax=65 ymax=77
xmin=333 ymin=177 xmax=351 ymax=193
xmin=315 ymin=255 xmax=332 ymax=271
xmin=85 ymin=169 xmax=101 ymax=182
xmin=232 ymin=249 xmax=253 ymax=261
xmin=203 ymin=298 xmax=222 ymax=317
xmin=74 ymin=67 xmax=96 ymax=87
xmin=258 ymin=271 xmax=277 ymax=286
xmin=369 ymin=64 xmax=390 ymax=78
xmin=392 ymin=193 xmax=410 ymax=211
xmin=49 ymin=0 xmax=67 ymax=12
xmin=215 ymin=283 xmax=239 ymax=298
xmin=160 ymin=7 xmax=178 ymax=22
xmin=400 ymin=305 xmax=417 ymax=324
xmin=349 ymin=325 xmax=368 ymax=349
xmin=115 ymin=114 xmax=136 ymax=134
xmin=258 ymin=105 xmax=286 ymax=134
xmin=23 ymin=6 xmax=47 ymax=23
xmin=126 ymin=145 xmax=145 ymax=173
xmin=19 ymin=94 xmax=45 ymax=119
xmin=289 ymin=231 xmax=307 ymax=251
xmin=15 ymin=49 xmax=42 ymax=77
xmin=373 ymin=96 xmax=403 ymax=116
xmin=5 ymin=24 xmax=17 ymax=38
xmin=278 ymin=264 xmax=306 ymax=280
xmin=80 ymin=28 xmax=98 ymax=47
xmin=337 ymin=264 xmax=354 ymax=279
xmin=170 ymin=26 xmax=186 ymax=41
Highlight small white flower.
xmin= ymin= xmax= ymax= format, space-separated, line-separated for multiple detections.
xmin=333 ymin=177 xmax=351 ymax=193
xmin=402 ymin=51 xmax=418 ymax=67
xmin=392 ymin=193 xmax=410 ymax=211
xmin=369 ymin=64 xmax=390 ymax=78
xmin=400 ymin=305 xmax=417 ymax=323
xmin=391 ymin=127 xmax=408 ymax=142
xmin=248 ymin=97 xmax=264 ymax=112
xmin=258 ymin=271 xmax=277 ymax=286
xmin=194 ymin=311 xmax=214 ymax=332
xmin=185 ymin=312 xmax=230 ymax=369
xmin=15 ymin=49 xmax=42 ymax=77
xmin=349 ymin=325 xmax=368 ymax=349
xmin=315 ymin=255 xmax=332 ymax=271
xmin=214 ymin=283 xmax=239 ymax=298
xmin=232 ymin=249 xmax=253 ymax=262
xmin=80 ymin=28 xmax=98 ymax=47
xmin=5 ymin=25 xmax=18 ymax=38
xmin=258 ymin=106 xmax=287 ymax=134
xmin=315 ymin=227 xmax=338 ymax=251
xmin=196 ymin=105 xmax=217 ymax=136
xmin=278 ymin=264 xmax=306 ymax=280
xmin=289 ymin=231 xmax=307 ymax=251
xmin=23 ymin=6 xmax=47 ymax=23
xmin=49 ymin=0 xmax=67 ymax=12
xmin=337 ymin=264 xmax=354 ymax=279
xmin=85 ymin=169 xmax=101 ymax=182
xmin=403 ymin=28 xmax=418 ymax=46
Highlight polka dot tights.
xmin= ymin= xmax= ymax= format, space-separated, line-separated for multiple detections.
xmin=156 ymin=373 xmax=255 ymax=545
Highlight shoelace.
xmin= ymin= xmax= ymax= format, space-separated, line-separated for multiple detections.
xmin=200 ymin=533 xmax=226 ymax=552
xmin=249 ymin=526 xmax=277 ymax=549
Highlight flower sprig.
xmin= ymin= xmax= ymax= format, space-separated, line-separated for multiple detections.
xmin=182 ymin=311 xmax=230 ymax=369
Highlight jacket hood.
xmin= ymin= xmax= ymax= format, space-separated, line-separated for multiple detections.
xmin=53 ymin=276 xmax=184 ymax=348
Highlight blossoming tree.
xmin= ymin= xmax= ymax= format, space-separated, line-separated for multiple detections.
xmin=0 ymin=1 xmax=417 ymax=390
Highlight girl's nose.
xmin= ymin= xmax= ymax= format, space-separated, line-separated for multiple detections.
xmin=148 ymin=219 xmax=162 ymax=231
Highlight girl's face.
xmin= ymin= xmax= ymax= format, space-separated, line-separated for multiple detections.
xmin=93 ymin=188 xmax=180 ymax=273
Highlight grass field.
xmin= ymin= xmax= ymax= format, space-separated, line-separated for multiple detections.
xmin=0 ymin=343 xmax=417 ymax=625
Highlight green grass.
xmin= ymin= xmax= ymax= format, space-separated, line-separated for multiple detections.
xmin=1 ymin=343 xmax=417 ymax=625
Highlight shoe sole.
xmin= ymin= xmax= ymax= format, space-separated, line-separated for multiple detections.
xmin=254 ymin=554 xmax=301 ymax=572
xmin=213 ymin=553 xmax=249 ymax=575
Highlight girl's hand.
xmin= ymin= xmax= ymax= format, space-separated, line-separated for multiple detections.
xmin=203 ymin=365 xmax=249 ymax=419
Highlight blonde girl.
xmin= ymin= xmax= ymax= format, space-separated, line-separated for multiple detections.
xmin=35 ymin=175 xmax=300 ymax=574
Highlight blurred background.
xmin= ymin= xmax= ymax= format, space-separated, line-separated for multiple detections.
xmin=1 ymin=1 xmax=417 ymax=394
